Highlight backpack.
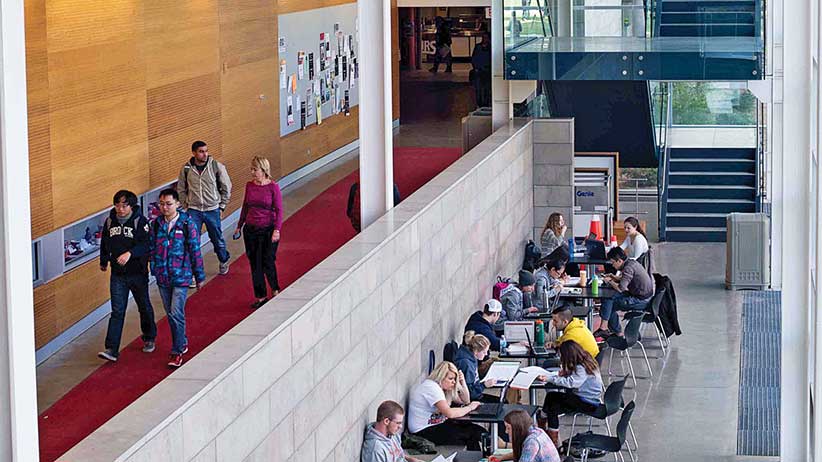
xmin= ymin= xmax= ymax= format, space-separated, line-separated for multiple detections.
xmin=442 ymin=340 xmax=459 ymax=363
xmin=493 ymin=276 xmax=515 ymax=301
xmin=522 ymin=239 xmax=542 ymax=271
xmin=183 ymin=159 xmax=224 ymax=193
xmin=152 ymin=216 xmax=190 ymax=242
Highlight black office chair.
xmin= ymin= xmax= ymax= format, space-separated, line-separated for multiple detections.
xmin=566 ymin=377 xmax=627 ymax=458
xmin=606 ymin=316 xmax=652 ymax=387
xmin=640 ymin=287 xmax=668 ymax=356
xmin=574 ymin=401 xmax=636 ymax=462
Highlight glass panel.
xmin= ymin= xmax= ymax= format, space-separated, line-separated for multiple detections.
xmin=32 ymin=242 xmax=39 ymax=283
xmin=671 ymin=82 xmax=756 ymax=125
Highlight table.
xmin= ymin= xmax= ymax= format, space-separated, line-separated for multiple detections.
xmin=559 ymin=286 xmax=619 ymax=330
xmin=568 ymin=255 xmax=610 ymax=266
xmin=456 ymin=404 xmax=540 ymax=453
xmin=498 ymin=346 xmax=556 ymax=367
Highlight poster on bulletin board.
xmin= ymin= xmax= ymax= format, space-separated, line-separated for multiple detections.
xmin=278 ymin=3 xmax=359 ymax=137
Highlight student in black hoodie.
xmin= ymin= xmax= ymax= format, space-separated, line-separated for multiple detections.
xmin=97 ymin=190 xmax=157 ymax=362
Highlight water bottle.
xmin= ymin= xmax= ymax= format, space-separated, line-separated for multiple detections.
xmin=568 ymin=237 xmax=575 ymax=261
xmin=500 ymin=335 xmax=507 ymax=352
xmin=592 ymin=275 xmax=600 ymax=295
xmin=535 ymin=320 xmax=545 ymax=346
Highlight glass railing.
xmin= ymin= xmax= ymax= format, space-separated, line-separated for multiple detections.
xmin=671 ymin=82 xmax=757 ymax=126
xmin=503 ymin=1 xmax=765 ymax=81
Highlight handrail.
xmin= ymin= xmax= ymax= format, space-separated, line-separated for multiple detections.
xmin=658 ymin=81 xmax=673 ymax=241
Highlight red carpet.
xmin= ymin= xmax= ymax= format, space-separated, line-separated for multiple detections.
xmin=38 ymin=147 xmax=462 ymax=461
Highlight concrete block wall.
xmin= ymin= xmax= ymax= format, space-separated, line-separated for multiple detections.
xmin=62 ymin=120 xmax=535 ymax=462
xmin=532 ymin=118 xmax=575 ymax=243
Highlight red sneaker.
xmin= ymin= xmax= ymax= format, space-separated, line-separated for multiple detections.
xmin=167 ymin=354 xmax=183 ymax=368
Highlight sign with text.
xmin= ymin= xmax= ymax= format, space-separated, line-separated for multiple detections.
xmin=574 ymin=186 xmax=608 ymax=212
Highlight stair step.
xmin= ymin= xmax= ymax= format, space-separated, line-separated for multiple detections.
xmin=670 ymin=158 xmax=755 ymax=162
xmin=668 ymin=172 xmax=755 ymax=186
xmin=666 ymin=226 xmax=727 ymax=232
xmin=668 ymin=198 xmax=753 ymax=203
xmin=665 ymin=228 xmax=727 ymax=242
xmin=667 ymin=199 xmax=755 ymax=213
xmin=670 ymin=148 xmax=756 ymax=159
xmin=666 ymin=213 xmax=728 ymax=227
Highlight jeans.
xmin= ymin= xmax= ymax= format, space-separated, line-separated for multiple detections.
xmin=188 ymin=209 xmax=230 ymax=263
xmin=542 ymin=392 xmax=599 ymax=430
xmin=414 ymin=420 xmax=485 ymax=451
xmin=157 ymin=285 xmax=189 ymax=354
xmin=600 ymin=292 xmax=651 ymax=333
xmin=243 ymin=225 xmax=280 ymax=298
xmin=105 ymin=273 xmax=157 ymax=355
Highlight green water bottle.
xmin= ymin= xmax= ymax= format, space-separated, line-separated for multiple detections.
xmin=592 ymin=275 xmax=600 ymax=295
xmin=535 ymin=320 xmax=545 ymax=347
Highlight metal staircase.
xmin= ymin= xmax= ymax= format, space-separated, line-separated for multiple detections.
xmin=656 ymin=0 xmax=759 ymax=37
xmin=661 ymin=147 xmax=757 ymax=242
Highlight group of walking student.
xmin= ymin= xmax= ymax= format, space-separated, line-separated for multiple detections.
xmin=97 ymin=141 xmax=283 ymax=368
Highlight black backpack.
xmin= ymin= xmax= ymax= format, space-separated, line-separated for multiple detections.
xmin=522 ymin=240 xmax=542 ymax=271
xmin=443 ymin=340 xmax=459 ymax=363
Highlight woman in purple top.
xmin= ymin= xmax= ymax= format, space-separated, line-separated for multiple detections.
xmin=491 ymin=410 xmax=560 ymax=462
xmin=234 ymin=156 xmax=284 ymax=309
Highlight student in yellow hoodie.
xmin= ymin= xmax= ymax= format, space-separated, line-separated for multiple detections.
xmin=549 ymin=305 xmax=599 ymax=360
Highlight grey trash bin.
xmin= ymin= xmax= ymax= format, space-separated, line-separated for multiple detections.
xmin=725 ymin=212 xmax=770 ymax=290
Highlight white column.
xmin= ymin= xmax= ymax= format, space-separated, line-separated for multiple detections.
xmin=780 ymin=0 xmax=811 ymax=459
xmin=491 ymin=0 xmax=508 ymax=130
xmin=357 ymin=0 xmax=394 ymax=228
xmin=0 ymin=0 xmax=40 ymax=460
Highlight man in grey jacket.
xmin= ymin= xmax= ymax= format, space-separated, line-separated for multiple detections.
xmin=362 ymin=401 xmax=423 ymax=462
xmin=177 ymin=140 xmax=233 ymax=275
xmin=495 ymin=269 xmax=539 ymax=331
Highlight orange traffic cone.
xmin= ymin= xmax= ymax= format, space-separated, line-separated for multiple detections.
xmin=589 ymin=215 xmax=603 ymax=241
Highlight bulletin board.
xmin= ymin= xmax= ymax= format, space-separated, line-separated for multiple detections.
xmin=278 ymin=3 xmax=360 ymax=137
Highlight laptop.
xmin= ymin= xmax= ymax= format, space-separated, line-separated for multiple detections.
xmin=525 ymin=328 xmax=549 ymax=355
xmin=585 ymin=239 xmax=607 ymax=260
xmin=471 ymin=402 xmax=503 ymax=418
xmin=503 ymin=321 xmax=534 ymax=344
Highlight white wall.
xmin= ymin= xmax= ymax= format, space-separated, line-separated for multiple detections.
xmin=61 ymin=120 xmax=535 ymax=462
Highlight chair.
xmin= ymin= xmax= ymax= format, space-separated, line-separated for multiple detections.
xmin=606 ymin=316 xmax=652 ymax=387
xmin=641 ymin=288 xmax=668 ymax=355
xmin=575 ymin=401 xmax=636 ymax=462
xmin=566 ymin=377 xmax=629 ymax=459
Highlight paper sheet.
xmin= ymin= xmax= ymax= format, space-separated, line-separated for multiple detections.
xmin=561 ymin=287 xmax=582 ymax=295
xmin=431 ymin=453 xmax=457 ymax=462
xmin=481 ymin=361 xmax=520 ymax=383
xmin=505 ymin=344 xmax=528 ymax=354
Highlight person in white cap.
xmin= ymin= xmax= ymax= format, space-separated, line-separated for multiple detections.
xmin=464 ymin=299 xmax=504 ymax=351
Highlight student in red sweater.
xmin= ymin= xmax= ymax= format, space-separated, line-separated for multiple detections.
xmin=234 ymin=156 xmax=284 ymax=309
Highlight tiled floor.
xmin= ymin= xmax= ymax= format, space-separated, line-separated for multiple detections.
xmin=36 ymin=68 xmax=475 ymax=412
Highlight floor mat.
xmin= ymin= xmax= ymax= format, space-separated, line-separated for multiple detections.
xmin=38 ymin=147 xmax=462 ymax=462
xmin=737 ymin=290 xmax=780 ymax=457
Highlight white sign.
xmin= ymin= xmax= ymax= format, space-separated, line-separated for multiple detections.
xmin=421 ymin=40 xmax=437 ymax=55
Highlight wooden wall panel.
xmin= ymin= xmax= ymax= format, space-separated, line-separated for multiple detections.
xmin=46 ymin=0 xmax=144 ymax=53
xmin=278 ymin=0 xmax=354 ymax=15
xmin=220 ymin=58 xmax=280 ymax=205
xmin=218 ymin=0 xmax=277 ymax=69
xmin=147 ymin=74 xmax=223 ymax=187
xmin=50 ymin=92 xmax=150 ymax=226
xmin=33 ymin=283 xmax=56 ymax=349
xmin=144 ymin=0 xmax=220 ymax=89
xmin=280 ymin=107 xmax=359 ymax=175
xmin=26 ymin=0 xmax=53 ymax=239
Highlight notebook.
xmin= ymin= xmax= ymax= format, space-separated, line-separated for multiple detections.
xmin=432 ymin=452 xmax=457 ymax=462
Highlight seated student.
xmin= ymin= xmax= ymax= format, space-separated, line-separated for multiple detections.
xmin=362 ymin=400 xmax=424 ymax=462
xmin=495 ymin=270 xmax=540 ymax=331
xmin=534 ymin=258 xmax=569 ymax=312
xmin=465 ymin=299 xmax=503 ymax=351
xmin=597 ymin=246 xmax=655 ymax=336
xmin=620 ymin=216 xmax=649 ymax=260
xmin=491 ymin=410 xmax=561 ymax=462
xmin=539 ymin=212 xmax=568 ymax=257
xmin=549 ymin=305 xmax=599 ymax=360
xmin=453 ymin=331 xmax=497 ymax=402
xmin=407 ymin=361 xmax=485 ymax=450
xmin=538 ymin=341 xmax=604 ymax=448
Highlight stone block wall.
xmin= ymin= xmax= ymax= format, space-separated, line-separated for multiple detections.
xmin=532 ymin=118 xmax=575 ymax=244
xmin=62 ymin=120 xmax=535 ymax=462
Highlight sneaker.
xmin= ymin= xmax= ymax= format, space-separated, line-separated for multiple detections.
xmin=167 ymin=354 xmax=183 ymax=368
xmin=189 ymin=279 xmax=197 ymax=289
xmin=219 ymin=261 xmax=230 ymax=275
xmin=142 ymin=341 xmax=156 ymax=353
xmin=97 ymin=349 xmax=118 ymax=362
xmin=181 ymin=345 xmax=189 ymax=354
